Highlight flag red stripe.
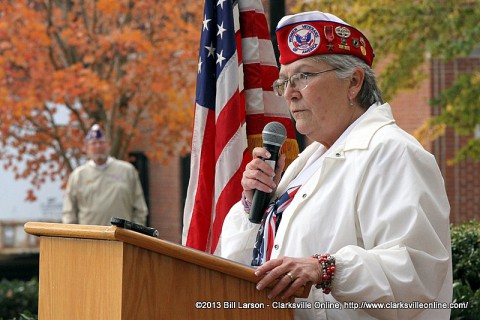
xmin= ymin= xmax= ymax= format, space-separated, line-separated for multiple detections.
xmin=243 ymin=64 xmax=279 ymax=91
xmin=185 ymin=109 xmax=216 ymax=251
xmin=236 ymin=28 xmax=243 ymax=64
xmin=211 ymin=150 xmax=251 ymax=251
xmin=239 ymin=10 xmax=270 ymax=39
xmin=214 ymin=90 xmax=244 ymax=161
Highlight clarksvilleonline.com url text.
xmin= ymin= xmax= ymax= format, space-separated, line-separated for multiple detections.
xmin=343 ymin=301 xmax=469 ymax=310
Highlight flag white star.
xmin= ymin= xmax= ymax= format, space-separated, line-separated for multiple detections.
xmin=202 ymin=14 xmax=211 ymax=31
xmin=205 ymin=42 xmax=216 ymax=58
xmin=217 ymin=0 xmax=226 ymax=9
xmin=198 ymin=57 xmax=203 ymax=74
xmin=216 ymin=50 xmax=226 ymax=67
xmin=217 ymin=22 xmax=226 ymax=39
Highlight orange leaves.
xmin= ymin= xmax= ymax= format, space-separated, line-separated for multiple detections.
xmin=26 ymin=189 xmax=38 ymax=202
xmin=0 ymin=0 xmax=203 ymax=200
xmin=0 ymin=2 xmax=50 ymax=65
xmin=96 ymin=0 xmax=122 ymax=14
xmin=51 ymin=64 xmax=112 ymax=106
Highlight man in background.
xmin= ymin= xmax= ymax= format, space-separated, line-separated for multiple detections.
xmin=62 ymin=124 xmax=148 ymax=226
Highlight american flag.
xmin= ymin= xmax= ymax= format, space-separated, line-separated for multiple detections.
xmin=182 ymin=0 xmax=298 ymax=254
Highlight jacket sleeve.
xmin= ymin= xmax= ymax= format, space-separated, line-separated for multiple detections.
xmin=331 ymin=140 xmax=452 ymax=319
xmin=130 ymin=168 xmax=148 ymax=225
xmin=217 ymin=144 xmax=313 ymax=264
xmin=218 ymin=201 xmax=261 ymax=265
xmin=62 ymin=172 xmax=79 ymax=224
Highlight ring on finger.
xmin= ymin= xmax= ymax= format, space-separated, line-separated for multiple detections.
xmin=286 ymin=272 xmax=295 ymax=281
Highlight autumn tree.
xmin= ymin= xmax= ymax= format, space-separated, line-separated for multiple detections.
xmin=0 ymin=0 xmax=202 ymax=200
xmin=294 ymin=0 xmax=480 ymax=162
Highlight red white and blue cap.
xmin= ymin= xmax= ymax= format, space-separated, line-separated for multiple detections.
xmin=276 ymin=11 xmax=374 ymax=66
xmin=86 ymin=124 xmax=105 ymax=141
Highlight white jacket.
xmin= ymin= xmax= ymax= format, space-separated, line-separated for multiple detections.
xmin=220 ymin=103 xmax=452 ymax=320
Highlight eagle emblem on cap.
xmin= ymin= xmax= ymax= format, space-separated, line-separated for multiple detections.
xmin=86 ymin=124 xmax=105 ymax=141
xmin=287 ymin=24 xmax=320 ymax=55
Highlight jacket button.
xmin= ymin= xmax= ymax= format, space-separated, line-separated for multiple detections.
xmin=302 ymin=193 xmax=307 ymax=198
xmin=336 ymin=152 xmax=341 ymax=157
xmin=274 ymin=244 xmax=279 ymax=249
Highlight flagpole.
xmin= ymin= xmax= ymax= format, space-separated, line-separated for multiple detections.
xmin=269 ymin=0 xmax=285 ymax=63
xmin=268 ymin=1 xmax=306 ymax=151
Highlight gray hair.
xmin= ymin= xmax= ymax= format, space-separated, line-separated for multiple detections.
xmin=311 ymin=55 xmax=383 ymax=109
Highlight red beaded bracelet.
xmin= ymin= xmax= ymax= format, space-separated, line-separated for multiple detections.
xmin=312 ymin=253 xmax=336 ymax=294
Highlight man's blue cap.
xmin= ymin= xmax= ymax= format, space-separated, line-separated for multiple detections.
xmin=86 ymin=124 xmax=105 ymax=141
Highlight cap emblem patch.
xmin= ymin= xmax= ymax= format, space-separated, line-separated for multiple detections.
xmin=288 ymin=24 xmax=321 ymax=56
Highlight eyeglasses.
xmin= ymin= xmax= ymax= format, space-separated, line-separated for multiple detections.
xmin=272 ymin=68 xmax=338 ymax=96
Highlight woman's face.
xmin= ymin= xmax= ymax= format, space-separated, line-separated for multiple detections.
xmin=279 ymin=58 xmax=361 ymax=148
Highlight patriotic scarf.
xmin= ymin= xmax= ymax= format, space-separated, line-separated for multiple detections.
xmin=251 ymin=185 xmax=301 ymax=266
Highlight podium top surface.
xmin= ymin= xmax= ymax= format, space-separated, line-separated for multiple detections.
xmin=24 ymin=222 xmax=257 ymax=282
xmin=25 ymin=222 xmax=311 ymax=298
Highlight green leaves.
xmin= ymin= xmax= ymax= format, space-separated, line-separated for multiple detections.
xmin=0 ymin=278 xmax=38 ymax=320
xmin=296 ymin=0 xmax=480 ymax=161
xmin=436 ymin=73 xmax=480 ymax=134
xmin=450 ymin=220 xmax=480 ymax=319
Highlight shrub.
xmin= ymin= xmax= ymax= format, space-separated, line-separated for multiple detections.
xmin=450 ymin=220 xmax=480 ymax=320
xmin=0 ymin=278 xmax=38 ymax=320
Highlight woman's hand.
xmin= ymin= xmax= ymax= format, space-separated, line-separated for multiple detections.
xmin=254 ymin=256 xmax=322 ymax=300
xmin=241 ymin=147 xmax=286 ymax=203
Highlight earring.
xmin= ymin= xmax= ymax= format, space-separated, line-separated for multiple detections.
xmin=349 ymin=100 xmax=354 ymax=107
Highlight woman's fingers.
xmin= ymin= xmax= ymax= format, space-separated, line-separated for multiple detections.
xmin=241 ymin=148 xmax=280 ymax=200
xmin=255 ymin=257 xmax=321 ymax=300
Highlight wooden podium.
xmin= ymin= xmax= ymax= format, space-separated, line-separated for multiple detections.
xmin=25 ymin=222 xmax=309 ymax=319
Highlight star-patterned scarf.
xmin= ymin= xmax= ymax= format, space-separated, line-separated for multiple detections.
xmin=251 ymin=185 xmax=301 ymax=266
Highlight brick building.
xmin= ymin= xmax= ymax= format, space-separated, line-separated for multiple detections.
xmin=139 ymin=154 xmax=184 ymax=244
xmin=430 ymin=58 xmax=480 ymax=224
xmin=389 ymin=57 xmax=480 ymax=225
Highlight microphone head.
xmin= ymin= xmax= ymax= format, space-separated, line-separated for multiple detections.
xmin=263 ymin=122 xmax=287 ymax=147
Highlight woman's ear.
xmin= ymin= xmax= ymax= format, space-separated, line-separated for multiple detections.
xmin=348 ymin=67 xmax=365 ymax=100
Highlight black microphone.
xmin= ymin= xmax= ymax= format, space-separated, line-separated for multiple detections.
xmin=248 ymin=122 xmax=287 ymax=224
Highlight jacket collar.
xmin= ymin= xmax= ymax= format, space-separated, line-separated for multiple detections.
xmin=277 ymin=103 xmax=395 ymax=194
xmin=299 ymin=102 xmax=395 ymax=155
xmin=343 ymin=102 xmax=395 ymax=152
